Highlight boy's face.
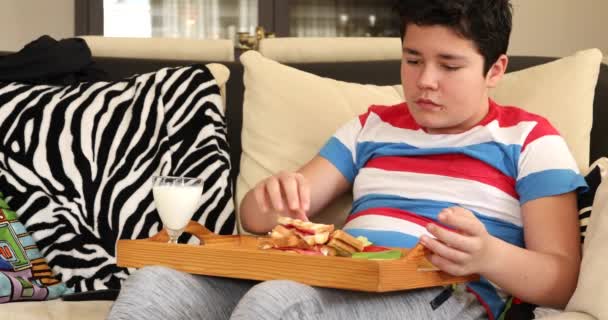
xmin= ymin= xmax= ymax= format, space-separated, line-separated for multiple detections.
xmin=401 ymin=24 xmax=506 ymax=134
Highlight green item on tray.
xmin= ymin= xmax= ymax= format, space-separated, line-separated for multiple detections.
xmin=351 ymin=249 xmax=402 ymax=260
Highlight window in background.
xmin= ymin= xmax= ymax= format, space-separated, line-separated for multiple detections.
xmin=288 ymin=0 xmax=400 ymax=37
xmin=104 ymin=0 xmax=152 ymax=37
xmin=103 ymin=0 xmax=258 ymax=44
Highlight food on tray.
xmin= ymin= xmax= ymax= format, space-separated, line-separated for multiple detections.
xmin=258 ymin=217 xmax=368 ymax=257
xmin=352 ymin=249 xmax=403 ymax=260
xmin=406 ymin=243 xmax=439 ymax=271
xmin=326 ymin=229 xmax=365 ymax=256
xmin=257 ymin=217 xmax=439 ymax=269
xmin=356 ymin=236 xmax=372 ymax=247
xmin=276 ymin=216 xmax=334 ymax=246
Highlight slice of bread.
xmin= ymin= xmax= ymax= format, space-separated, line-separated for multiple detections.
xmin=277 ymin=216 xmax=335 ymax=234
xmin=325 ymin=230 xmax=365 ymax=257
xmin=269 ymin=224 xmax=310 ymax=248
xmin=276 ymin=216 xmax=334 ymax=246
xmin=326 ymin=238 xmax=357 ymax=256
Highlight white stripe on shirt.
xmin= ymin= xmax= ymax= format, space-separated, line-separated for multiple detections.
xmin=334 ymin=117 xmax=363 ymax=164
xmin=354 ymin=167 xmax=523 ymax=226
xmin=344 ymin=214 xmax=435 ymax=238
xmin=518 ymin=135 xmax=580 ymax=180
xmin=359 ymin=112 xmax=537 ymax=149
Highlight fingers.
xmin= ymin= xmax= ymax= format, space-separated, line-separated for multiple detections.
xmin=281 ymin=174 xmax=300 ymax=211
xmin=425 ymin=251 xmax=468 ymax=276
xmin=294 ymin=209 xmax=309 ymax=222
xmin=425 ymin=223 xmax=478 ymax=253
xmin=420 ymin=234 xmax=470 ymax=264
xmin=265 ymin=177 xmax=284 ymax=211
xmin=253 ymin=183 xmax=269 ymax=212
xmin=419 ymin=207 xmax=490 ymax=276
xmin=437 ymin=207 xmax=485 ymax=236
xmin=294 ymin=173 xmax=310 ymax=211
xmin=254 ymin=172 xmax=311 ymax=219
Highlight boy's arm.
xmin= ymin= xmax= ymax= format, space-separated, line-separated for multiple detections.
xmin=240 ymin=156 xmax=351 ymax=234
xmin=482 ymin=191 xmax=581 ymax=308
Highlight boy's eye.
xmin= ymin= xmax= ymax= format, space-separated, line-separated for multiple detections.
xmin=406 ymin=60 xmax=420 ymax=65
xmin=442 ymin=65 xmax=461 ymax=71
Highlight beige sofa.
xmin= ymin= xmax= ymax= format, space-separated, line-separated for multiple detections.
xmin=1 ymin=37 xmax=607 ymax=320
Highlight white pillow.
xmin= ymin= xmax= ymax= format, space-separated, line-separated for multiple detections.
xmin=236 ymin=49 xmax=602 ymax=232
xmin=565 ymin=158 xmax=608 ymax=319
xmin=489 ymin=49 xmax=603 ymax=171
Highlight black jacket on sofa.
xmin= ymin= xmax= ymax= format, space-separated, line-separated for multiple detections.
xmin=0 ymin=35 xmax=107 ymax=85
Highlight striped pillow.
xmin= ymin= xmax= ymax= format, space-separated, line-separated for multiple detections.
xmin=579 ymin=159 xmax=607 ymax=243
xmin=0 ymin=64 xmax=236 ymax=293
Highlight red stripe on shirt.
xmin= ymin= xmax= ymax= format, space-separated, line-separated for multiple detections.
xmin=347 ymin=207 xmax=434 ymax=225
xmin=365 ymin=154 xmax=519 ymax=199
xmin=359 ymin=103 xmax=421 ymax=130
xmin=521 ymin=124 xmax=561 ymax=151
xmin=489 ymin=101 xmax=560 ymax=150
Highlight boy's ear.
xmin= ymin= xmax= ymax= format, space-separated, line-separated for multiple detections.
xmin=486 ymin=54 xmax=509 ymax=88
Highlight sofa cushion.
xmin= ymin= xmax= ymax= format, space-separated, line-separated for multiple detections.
xmin=0 ymin=192 xmax=70 ymax=303
xmin=236 ymin=49 xmax=602 ymax=232
xmin=565 ymin=157 xmax=608 ymax=320
xmin=489 ymin=49 xmax=602 ymax=171
xmin=0 ymin=64 xmax=236 ymax=292
xmin=0 ymin=299 xmax=112 ymax=320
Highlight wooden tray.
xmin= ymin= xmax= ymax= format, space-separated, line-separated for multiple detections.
xmin=117 ymin=221 xmax=478 ymax=292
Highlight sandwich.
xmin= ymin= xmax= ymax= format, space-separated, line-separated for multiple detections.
xmin=326 ymin=229 xmax=365 ymax=256
xmin=259 ymin=216 xmax=367 ymax=257
xmin=275 ymin=216 xmax=334 ymax=246
xmin=258 ymin=217 xmax=335 ymax=253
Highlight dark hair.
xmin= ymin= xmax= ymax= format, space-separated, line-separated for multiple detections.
xmin=396 ymin=0 xmax=512 ymax=74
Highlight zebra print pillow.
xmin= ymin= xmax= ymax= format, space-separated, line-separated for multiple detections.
xmin=0 ymin=64 xmax=236 ymax=292
xmin=578 ymin=158 xmax=607 ymax=244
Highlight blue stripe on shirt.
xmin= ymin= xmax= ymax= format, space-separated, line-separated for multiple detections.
xmin=517 ymin=169 xmax=588 ymax=204
xmin=319 ymin=137 xmax=357 ymax=183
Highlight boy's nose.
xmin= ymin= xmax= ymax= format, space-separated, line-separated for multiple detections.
xmin=417 ymin=66 xmax=439 ymax=90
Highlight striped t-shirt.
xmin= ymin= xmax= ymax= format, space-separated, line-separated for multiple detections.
xmin=319 ymin=99 xmax=587 ymax=319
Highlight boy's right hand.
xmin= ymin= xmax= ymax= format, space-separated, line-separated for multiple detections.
xmin=253 ymin=171 xmax=310 ymax=221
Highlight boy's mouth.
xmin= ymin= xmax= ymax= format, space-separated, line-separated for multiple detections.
xmin=415 ymin=98 xmax=442 ymax=110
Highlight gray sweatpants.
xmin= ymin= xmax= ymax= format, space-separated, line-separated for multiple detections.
xmin=107 ymin=266 xmax=487 ymax=320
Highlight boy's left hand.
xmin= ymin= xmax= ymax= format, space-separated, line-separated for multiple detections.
xmin=419 ymin=207 xmax=498 ymax=276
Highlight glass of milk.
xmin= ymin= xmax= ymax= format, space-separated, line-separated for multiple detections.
xmin=152 ymin=176 xmax=204 ymax=244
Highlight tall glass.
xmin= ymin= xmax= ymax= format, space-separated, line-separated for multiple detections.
xmin=152 ymin=176 xmax=204 ymax=244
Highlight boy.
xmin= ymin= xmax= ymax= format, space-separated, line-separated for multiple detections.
xmin=109 ymin=1 xmax=584 ymax=319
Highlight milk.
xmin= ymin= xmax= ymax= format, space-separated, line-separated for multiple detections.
xmin=153 ymin=184 xmax=203 ymax=230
